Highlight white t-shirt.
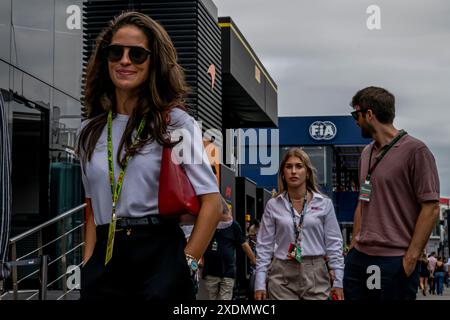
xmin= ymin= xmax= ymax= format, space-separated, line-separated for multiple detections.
xmin=77 ymin=108 xmax=219 ymax=225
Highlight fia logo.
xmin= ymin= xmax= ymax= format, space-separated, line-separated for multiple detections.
xmin=309 ymin=121 xmax=337 ymax=141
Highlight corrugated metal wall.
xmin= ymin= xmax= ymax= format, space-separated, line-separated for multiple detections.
xmin=82 ymin=0 xmax=222 ymax=134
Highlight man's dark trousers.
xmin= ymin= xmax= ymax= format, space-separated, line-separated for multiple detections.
xmin=344 ymin=248 xmax=420 ymax=300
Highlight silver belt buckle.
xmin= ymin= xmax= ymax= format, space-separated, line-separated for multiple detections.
xmin=150 ymin=216 xmax=160 ymax=225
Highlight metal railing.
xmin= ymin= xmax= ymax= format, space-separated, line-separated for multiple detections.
xmin=2 ymin=204 xmax=86 ymax=300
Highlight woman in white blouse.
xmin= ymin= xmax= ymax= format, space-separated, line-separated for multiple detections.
xmin=254 ymin=147 xmax=344 ymax=300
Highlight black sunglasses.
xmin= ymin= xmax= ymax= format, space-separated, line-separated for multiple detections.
xmin=351 ymin=109 xmax=367 ymax=120
xmin=103 ymin=44 xmax=151 ymax=64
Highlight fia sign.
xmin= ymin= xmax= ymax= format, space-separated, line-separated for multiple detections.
xmin=309 ymin=121 xmax=337 ymax=141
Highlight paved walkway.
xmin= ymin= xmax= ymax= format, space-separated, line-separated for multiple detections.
xmin=416 ymin=285 xmax=450 ymax=300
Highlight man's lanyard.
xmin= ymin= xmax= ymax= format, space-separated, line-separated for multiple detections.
xmin=365 ymin=130 xmax=407 ymax=182
xmin=105 ymin=110 xmax=145 ymax=265
xmin=287 ymin=191 xmax=308 ymax=245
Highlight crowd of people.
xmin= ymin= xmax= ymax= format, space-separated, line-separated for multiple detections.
xmin=419 ymin=252 xmax=450 ymax=296
xmin=76 ymin=12 xmax=442 ymax=301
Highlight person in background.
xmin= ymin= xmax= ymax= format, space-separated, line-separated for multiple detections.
xmin=202 ymin=197 xmax=256 ymax=300
xmin=445 ymin=257 xmax=450 ymax=288
xmin=245 ymin=215 xmax=251 ymax=237
xmin=418 ymin=253 xmax=430 ymax=296
xmin=248 ymin=219 xmax=260 ymax=251
xmin=254 ymin=147 xmax=344 ymax=300
xmin=434 ymin=256 xmax=446 ymax=296
xmin=428 ymin=252 xmax=437 ymax=295
xmin=247 ymin=219 xmax=260 ymax=299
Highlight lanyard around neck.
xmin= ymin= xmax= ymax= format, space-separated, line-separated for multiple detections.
xmin=107 ymin=110 xmax=145 ymax=216
xmin=287 ymin=191 xmax=308 ymax=243
xmin=366 ymin=130 xmax=407 ymax=181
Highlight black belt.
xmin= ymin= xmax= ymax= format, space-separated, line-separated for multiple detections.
xmin=115 ymin=215 xmax=176 ymax=228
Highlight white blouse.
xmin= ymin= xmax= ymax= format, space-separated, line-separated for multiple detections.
xmin=255 ymin=191 xmax=344 ymax=290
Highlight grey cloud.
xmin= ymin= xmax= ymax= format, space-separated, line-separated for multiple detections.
xmin=215 ymin=0 xmax=450 ymax=196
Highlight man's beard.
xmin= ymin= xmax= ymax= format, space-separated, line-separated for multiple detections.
xmin=360 ymin=123 xmax=373 ymax=139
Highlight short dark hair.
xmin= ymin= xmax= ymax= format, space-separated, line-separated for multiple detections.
xmin=350 ymin=86 xmax=395 ymax=124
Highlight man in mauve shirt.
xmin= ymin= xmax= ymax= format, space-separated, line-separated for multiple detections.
xmin=344 ymin=86 xmax=440 ymax=300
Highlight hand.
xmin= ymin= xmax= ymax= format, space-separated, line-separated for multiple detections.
xmin=330 ymin=287 xmax=344 ymax=300
xmin=348 ymin=241 xmax=356 ymax=251
xmin=402 ymin=256 xmax=417 ymax=277
xmin=254 ymin=290 xmax=267 ymax=300
xmin=328 ymin=269 xmax=336 ymax=283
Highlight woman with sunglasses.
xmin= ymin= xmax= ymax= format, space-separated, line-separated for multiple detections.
xmin=76 ymin=12 xmax=222 ymax=300
xmin=254 ymin=148 xmax=345 ymax=300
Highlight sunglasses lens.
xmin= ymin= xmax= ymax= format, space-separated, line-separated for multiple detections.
xmin=106 ymin=45 xmax=124 ymax=62
xmin=105 ymin=45 xmax=149 ymax=64
xmin=129 ymin=47 xmax=149 ymax=64
xmin=351 ymin=110 xmax=361 ymax=120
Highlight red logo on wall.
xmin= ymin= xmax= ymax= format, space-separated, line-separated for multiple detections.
xmin=225 ymin=187 xmax=232 ymax=199
xmin=207 ymin=64 xmax=216 ymax=90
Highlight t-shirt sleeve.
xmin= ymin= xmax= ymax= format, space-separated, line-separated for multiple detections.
xmin=168 ymin=108 xmax=219 ymax=196
xmin=76 ymin=120 xmax=91 ymax=198
xmin=411 ymin=146 xmax=440 ymax=202
xmin=80 ymin=163 xmax=91 ymax=198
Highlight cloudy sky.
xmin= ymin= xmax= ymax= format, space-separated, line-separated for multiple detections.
xmin=215 ymin=0 xmax=450 ymax=197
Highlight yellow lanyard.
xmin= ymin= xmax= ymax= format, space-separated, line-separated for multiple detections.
xmin=105 ymin=110 xmax=145 ymax=265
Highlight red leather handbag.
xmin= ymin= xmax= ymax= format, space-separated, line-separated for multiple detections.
xmin=158 ymin=146 xmax=200 ymax=218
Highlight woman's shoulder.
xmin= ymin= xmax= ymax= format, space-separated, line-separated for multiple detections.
xmin=311 ymin=191 xmax=330 ymax=202
xmin=168 ymin=106 xmax=192 ymax=128
xmin=267 ymin=193 xmax=286 ymax=208
xmin=311 ymin=192 xmax=334 ymax=210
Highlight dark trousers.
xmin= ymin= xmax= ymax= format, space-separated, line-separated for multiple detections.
xmin=343 ymin=248 xmax=419 ymax=300
xmin=434 ymin=272 xmax=445 ymax=295
xmin=80 ymin=221 xmax=195 ymax=300
xmin=429 ymin=274 xmax=436 ymax=294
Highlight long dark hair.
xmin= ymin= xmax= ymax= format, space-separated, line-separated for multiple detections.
xmin=76 ymin=11 xmax=189 ymax=167
xmin=277 ymin=147 xmax=321 ymax=196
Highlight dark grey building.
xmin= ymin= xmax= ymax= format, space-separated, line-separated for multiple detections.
xmin=0 ymin=0 xmax=85 ymax=234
